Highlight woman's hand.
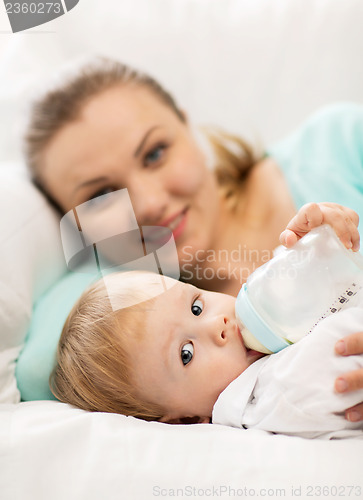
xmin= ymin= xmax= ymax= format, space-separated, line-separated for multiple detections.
xmin=335 ymin=332 xmax=363 ymax=422
xmin=280 ymin=202 xmax=360 ymax=251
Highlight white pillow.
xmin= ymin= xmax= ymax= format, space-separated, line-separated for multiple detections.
xmin=0 ymin=167 xmax=66 ymax=402
xmin=1 ymin=0 xmax=363 ymax=163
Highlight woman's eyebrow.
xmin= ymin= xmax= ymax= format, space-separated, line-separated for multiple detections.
xmin=134 ymin=126 xmax=161 ymax=157
xmin=73 ymin=126 xmax=161 ymax=194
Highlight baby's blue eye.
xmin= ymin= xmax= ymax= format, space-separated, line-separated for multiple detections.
xmin=191 ymin=298 xmax=203 ymax=316
xmin=181 ymin=342 xmax=194 ymax=366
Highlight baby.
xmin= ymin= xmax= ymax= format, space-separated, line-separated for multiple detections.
xmin=50 ymin=203 xmax=363 ymax=438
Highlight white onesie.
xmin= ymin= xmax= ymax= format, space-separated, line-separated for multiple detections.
xmin=212 ymin=308 xmax=363 ymax=439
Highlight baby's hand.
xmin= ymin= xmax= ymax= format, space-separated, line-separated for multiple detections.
xmin=280 ymin=202 xmax=360 ymax=251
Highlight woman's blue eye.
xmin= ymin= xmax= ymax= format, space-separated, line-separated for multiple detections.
xmin=191 ymin=298 xmax=203 ymax=316
xmin=144 ymin=144 xmax=166 ymax=166
xmin=86 ymin=188 xmax=114 ymax=207
xmin=181 ymin=342 xmax=194 ymax=366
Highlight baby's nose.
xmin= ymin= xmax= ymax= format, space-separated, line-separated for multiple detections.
xmin=213 ymin=316 xmax=230 ymax=345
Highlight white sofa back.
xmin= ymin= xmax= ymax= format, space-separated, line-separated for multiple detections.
xmin=0 ymin=0 xmax=363 ymax=163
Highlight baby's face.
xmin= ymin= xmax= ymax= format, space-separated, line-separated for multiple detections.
xmin=129 ymin=277 xmax=264 ymax=421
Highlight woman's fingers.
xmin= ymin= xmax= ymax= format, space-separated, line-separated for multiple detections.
xmin=345 ymin=402 xmax=363 ymax=423
xmin=335 ymin=332 xmax=363 ymax=356
xmin=335 ymin=332 xmax=363 ymax=422
xmin=335 ymin=368 xmax=363 ymax=393
xmin=335 ymin=369 xmax=363 ymax=422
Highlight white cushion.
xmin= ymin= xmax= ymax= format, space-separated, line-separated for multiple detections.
xmin=0 ymin=167 xmax=66 ymax=401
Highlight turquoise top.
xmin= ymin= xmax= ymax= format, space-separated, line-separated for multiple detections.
xmin=16 ymin=270 xmax=100 ymax=401
xmin=267 ymin=102 xmax=363 ymax=232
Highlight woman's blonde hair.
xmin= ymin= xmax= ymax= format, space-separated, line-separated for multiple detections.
xmin=25 ymin=57 xmax=259 ymax=210
xmin=50 ymin=271 xmax=167 ymax=421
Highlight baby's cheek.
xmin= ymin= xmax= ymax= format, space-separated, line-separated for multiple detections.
xmin=213 ymin=363 xmax=237 ymax=394
xmin=225 ymin=360 xmax=247 ymax=389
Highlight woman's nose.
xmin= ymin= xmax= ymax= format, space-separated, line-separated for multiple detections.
xmin=128 ymin=177 xmax=168 ymax=224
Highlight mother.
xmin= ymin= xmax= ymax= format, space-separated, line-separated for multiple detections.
xmin=25 ymin=58 xmax=363 ymax=421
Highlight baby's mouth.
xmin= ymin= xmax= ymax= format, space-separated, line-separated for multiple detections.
xmin=237 ymin=325 xmax=264 ymax=359
xmin=246 ymin=348 xmax=266 ymax=361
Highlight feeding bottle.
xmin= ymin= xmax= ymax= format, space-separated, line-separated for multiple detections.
xmin=235 ymin=225 xmax=363 ymax=354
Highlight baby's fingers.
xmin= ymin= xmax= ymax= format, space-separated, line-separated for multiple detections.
xmin=292 ymin=202 xmax=324 ymax=232
xmin=280 ymin=202 xmax=360 ymax=250
xmin=279 ymin=229 xmax=298 ymax=248
xmin=279 ymin=203 xmax=324 ymax=247
xmin=318 ymin=203 xmax=360 ymax=250
xmin=323 ymin=207 xmax=360 ymax=251
xmin=323 ymin=203 xmax=360 ymax=229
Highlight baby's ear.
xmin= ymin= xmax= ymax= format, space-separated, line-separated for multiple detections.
xmin=159 ymin=415 xmax=210 ymax=425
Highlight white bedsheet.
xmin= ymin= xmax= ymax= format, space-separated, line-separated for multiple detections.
xmin=1 ymin=401 xmax=362 ymax=500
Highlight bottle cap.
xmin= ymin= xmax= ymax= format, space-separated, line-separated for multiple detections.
xmin=235 ymin=284 xmax=291 ymax=353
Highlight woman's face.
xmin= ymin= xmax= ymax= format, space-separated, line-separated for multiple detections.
xmin=41 ymin=85 xmax=220 ymax=269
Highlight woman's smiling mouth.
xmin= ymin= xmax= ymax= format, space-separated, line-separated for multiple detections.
xmin=150 ymin=208 xmax=189 ymax=240
xmin=140 ymin=207 xmax=189 ymax=248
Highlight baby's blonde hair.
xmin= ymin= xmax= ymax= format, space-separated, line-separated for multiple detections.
xmin=50 ymin=271 xmax=168 ymax=421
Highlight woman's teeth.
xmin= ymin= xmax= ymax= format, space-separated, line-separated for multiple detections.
xmin=168 ymin=212 xmax=184 ymax=231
